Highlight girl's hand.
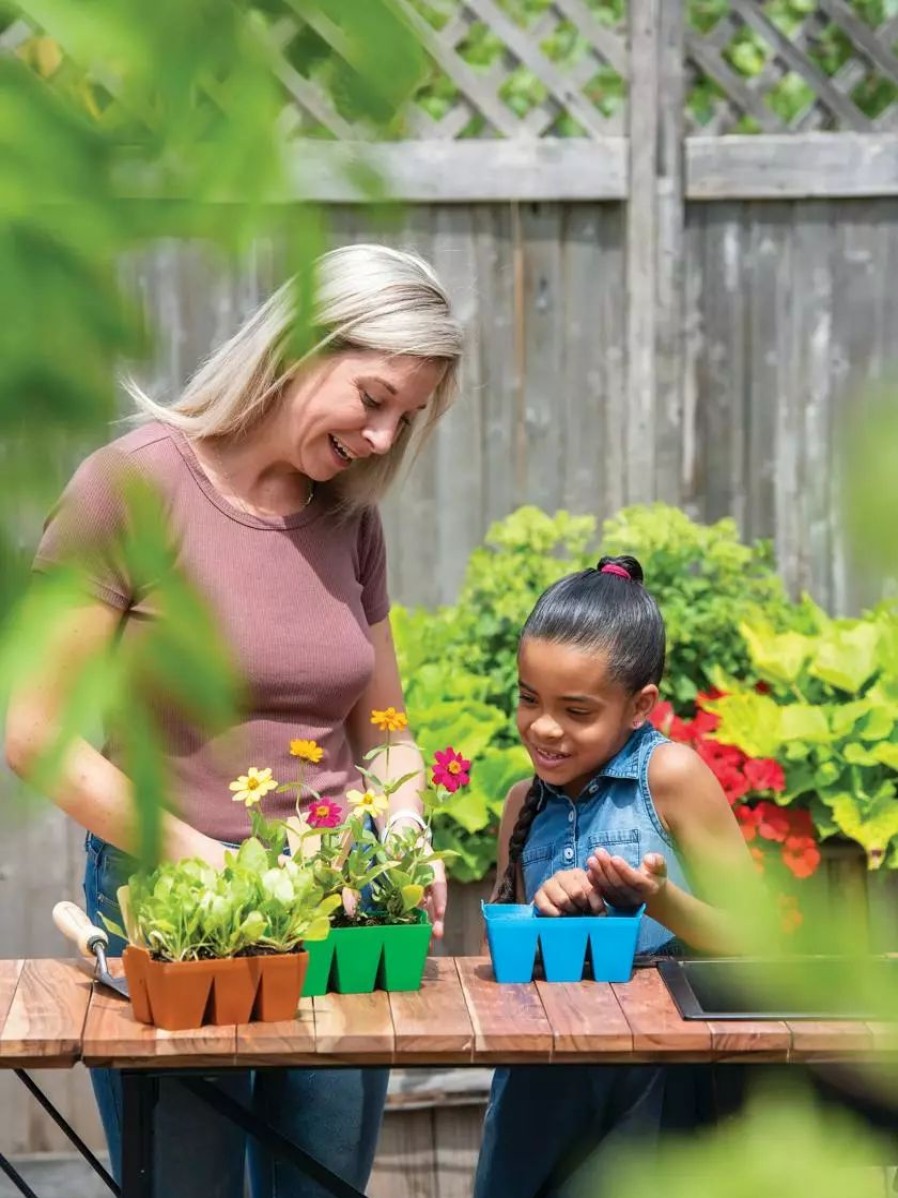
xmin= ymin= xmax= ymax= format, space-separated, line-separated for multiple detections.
xmin=534 ymin=868 xmax=606 ymax=917
xmin=586 ymin=849 xmax=668 ymax=910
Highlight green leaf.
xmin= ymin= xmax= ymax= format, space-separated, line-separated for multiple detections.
xmin=830 ymin=791 xmax=898 ymax=862
xmin=739 ymin=624 xmax=811 ymax=684
xmin=809 ymin=622 xmax=881 ymax=694
xmin=780 ymin=704 xmax=830 ymax=744
xmin=400 ymin=884 xmax=424 ymax=911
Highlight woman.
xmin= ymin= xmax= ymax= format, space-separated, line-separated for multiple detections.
xmin=5 ymin=243 xmax=464 ymax=1197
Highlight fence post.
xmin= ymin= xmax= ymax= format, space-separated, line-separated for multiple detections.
xmin=625 ymin=0 xmax=686 ymax=506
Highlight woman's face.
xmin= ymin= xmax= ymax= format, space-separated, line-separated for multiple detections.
xmin=281 ymin=351 xmax=446 ymax=483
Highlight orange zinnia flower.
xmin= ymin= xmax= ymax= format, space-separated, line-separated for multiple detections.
xmin=370 ymin=707 xmax=408 ymax=733
xmin=290 ymin=739 xmax=324 ymax=763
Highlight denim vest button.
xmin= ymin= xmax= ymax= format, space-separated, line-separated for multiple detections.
xmin=568 ymin=810 xmax=575 ymax=823
xmin=563 ymin=846 xmax=574 ymax=861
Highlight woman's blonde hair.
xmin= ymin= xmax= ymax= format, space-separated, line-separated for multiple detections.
xmin=126 ymin=244 xmax=463 ymax=509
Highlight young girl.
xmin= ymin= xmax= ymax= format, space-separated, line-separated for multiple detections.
xmin=473 ymin=555 xmax=756 ymax=1198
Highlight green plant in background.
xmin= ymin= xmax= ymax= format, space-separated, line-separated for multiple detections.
xmin=393 ymin=503 xmax=809 ymax=878
xmin=601 ymin=504 xmax=810 ymax=709
xmin=706 ymin=602 xmax=898 ymax=868
xmin=393 ymin=506 xmax=594 ymax=880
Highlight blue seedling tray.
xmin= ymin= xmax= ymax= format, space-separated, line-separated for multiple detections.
xmin=482 ymin=902 xmax=645 ymax=984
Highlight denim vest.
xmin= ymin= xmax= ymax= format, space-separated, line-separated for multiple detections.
xmin=519 ymin=722 xmax=691 ymax=956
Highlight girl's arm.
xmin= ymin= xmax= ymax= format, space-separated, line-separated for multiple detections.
xmin=589 ymin=742 xmax=760 ymax=954
xmin=345 ymin=615 xmax=448 ymax=937
xmin=4 ymin=599 xmax=231 ymax=869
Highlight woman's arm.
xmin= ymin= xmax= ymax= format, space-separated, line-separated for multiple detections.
xmin=5 ymin=599 xmax=230 ymax=870
xmin=588 ymin=742 xmax=761 ymax=954
xmin=346 ymin=615 xmax=448 ymax=936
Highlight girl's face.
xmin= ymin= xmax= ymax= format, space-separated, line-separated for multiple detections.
xmin=516 ymin=637 xmax=658 ymax=799
xmin=280 ymin=350 xmax=445 ymax=483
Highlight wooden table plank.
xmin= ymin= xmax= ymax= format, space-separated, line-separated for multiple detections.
xmin=236 ymin=998 xmax=318 ymax=1066
xmin=0 ymin=961 xmax=23 ymax=1038
xmin=456 ymin=957 xmax=553 ymax=1062
xmin=786 ymin=1019 xmax=874 ymax=1061
xmin=313 ymin=991 xmax=394 ymax=1063
xmin=0 ymin=960 xmax=91 ymax=1066
xmin=535 ymin=980 xmax=633 ymax=1059
xmin=82 ymin=960 xmax=237 ymax=1068
xmin=705 ymin=1019 xmax=791 ymax=1061
xmin=612 ymin=969 xmax=712 ymax=1058
xmin=389 ymin=958 xmax=474 ymax=1064
xmin=866 ymin=1022 xmax=898 ymax=1057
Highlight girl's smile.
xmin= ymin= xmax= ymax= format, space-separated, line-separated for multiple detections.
xmin=517 ymin=637 xmax=657 ymax=798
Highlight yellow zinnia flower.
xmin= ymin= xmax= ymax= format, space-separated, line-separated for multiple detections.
xmin=370 ymin=707 xmax=408 ymax=733
xmin=346 ymin=788 xmax=390 ymax=818
xmin=229 ymin=766 xmax=278 ymax=808
xmin=289 ymin=738 xmax=324 ymax=763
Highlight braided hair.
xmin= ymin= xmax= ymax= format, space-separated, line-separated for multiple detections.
xmin=494 ymin=554 xmax=666 ymax=902
xmin=494 ymin=780 xmax=543 ymax=903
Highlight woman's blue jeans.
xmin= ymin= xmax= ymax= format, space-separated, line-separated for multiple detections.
xmin=83 ymin=834 xmax=389 ymax=1198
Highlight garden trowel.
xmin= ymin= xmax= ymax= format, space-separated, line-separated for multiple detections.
xmin=52 ymin=901 xmax=130 ymax=999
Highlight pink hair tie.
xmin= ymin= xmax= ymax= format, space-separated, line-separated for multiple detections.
xmin=600 ymin=563 xmax=631 ymax=579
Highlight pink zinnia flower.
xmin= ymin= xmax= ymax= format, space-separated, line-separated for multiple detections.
xmin=306 ymin=798 xmax=343 ymax=829
xmin=432 ymin=747 xmax=472 ymax=793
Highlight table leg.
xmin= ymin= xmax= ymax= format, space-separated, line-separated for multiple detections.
xmin=121 ymin=1072 xmax=157 ymax=1198
xmin=178 ymin=1075 xmax=368 ymax=1198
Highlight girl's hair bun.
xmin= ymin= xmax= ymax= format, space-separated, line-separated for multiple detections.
xmin=596 ymin=555 xmax=644 ymax=584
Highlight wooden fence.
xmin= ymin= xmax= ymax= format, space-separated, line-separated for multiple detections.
xmin=3 ymin=1 xmax=898 ymax=1189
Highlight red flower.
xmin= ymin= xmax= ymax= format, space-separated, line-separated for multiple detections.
xmin=307 ymin=798 xmax=343 ymax=829
xmin=670 ymin=715 xmax=697 ymax=742
xmin=696 ymin=688 xmax=725 ymax=707
xmin=714 ymin=763 xmax=751 ymax=804
xmin=649 ymin=702 xmax=674 ymax=735
xmin=786 ymin=808 xmax=814 ymax=839
xmin=432 ymin=747 xmax=472 ymax=793
xmin=744 ymin=757 xmax=786 ymax=794
xmin=757 ymin=802 xmax=791 ymax=843
xmin=692 ymin=709 xmax=721 ymax=736
xmin=782 ymin=835 xmax=821 ymax=879
xmin=735 ymin=805 xmax=761 ymax=842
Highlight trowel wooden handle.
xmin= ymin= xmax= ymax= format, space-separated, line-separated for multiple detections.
xmin=52 ymin=901 xmax=109 ymax=958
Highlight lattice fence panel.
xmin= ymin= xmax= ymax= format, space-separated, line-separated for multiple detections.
xmin=686 ymin=0 xmax=898 ymax=135
xmin=6 ymin=2 xmax=898 ymax=140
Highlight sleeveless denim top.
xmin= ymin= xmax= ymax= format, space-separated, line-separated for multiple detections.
xmin=519 ymin=722 xmax=691 ymax=956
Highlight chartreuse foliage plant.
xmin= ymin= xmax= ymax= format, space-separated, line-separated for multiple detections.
xmin=105 ymin=840 xmax=339 ymax=962
xmin=392 ymin=504 xmax=804 ymax=879
xmin=706 ymin=602 xmax=898 ymax=867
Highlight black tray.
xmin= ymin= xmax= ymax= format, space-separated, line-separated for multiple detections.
xmin=657 ymin=956 xmax=897 ymax=1021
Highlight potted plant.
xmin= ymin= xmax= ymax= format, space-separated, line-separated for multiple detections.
xmin=265 ymin=711 xmax=463 ymax=995
xmin=105 ymin=822 xmax=338 ymax=1030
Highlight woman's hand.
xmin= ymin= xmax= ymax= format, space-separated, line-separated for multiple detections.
xmin=534 ymin=868 xmax=605 ymax=917
xmin=423 ymin=857 xmax=447 ymax=940
xmin=586 ymin=849 xmax=668 ymax=909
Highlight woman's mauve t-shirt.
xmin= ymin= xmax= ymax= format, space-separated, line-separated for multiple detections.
xmin=33 ymin=421 xmax=390 ymax=844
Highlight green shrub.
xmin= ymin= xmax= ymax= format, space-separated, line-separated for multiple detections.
xmin=601 ymin=504 xmax=808 ymax=708
xmin=708 ymin=602 xmax=898 ymax=867
xmin=394 ymin=503 xmax=805 ymax=880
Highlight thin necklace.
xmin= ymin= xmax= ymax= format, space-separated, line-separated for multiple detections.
xmin=203 ymin=442 xmax=314 ymax=516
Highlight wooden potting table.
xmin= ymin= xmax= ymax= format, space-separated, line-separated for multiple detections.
xmin=0 ymin=957 xmax=891 ymax=1198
